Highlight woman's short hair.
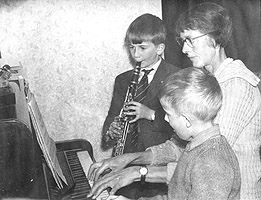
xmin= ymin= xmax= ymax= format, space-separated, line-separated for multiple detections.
xmin=175 ymin=2 xmax=232 ymax=47
xmin=159 ymin=67 xmax=222 ymax=122
xmin=124 ymin=13 xmax=166 ymax=46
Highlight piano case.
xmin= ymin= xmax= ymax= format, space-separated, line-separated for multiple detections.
xmin=0 ymin=80 xmax=95 ymax=199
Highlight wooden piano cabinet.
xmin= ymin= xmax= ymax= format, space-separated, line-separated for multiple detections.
xmin=0 ymin=119 xmax=42 ymax=199
xmin=0 ymin=80 xmax=96 ymax=200
xmin=0 ymin=82 xmax=50 ymax=199
xmin=56 ymin=139 xmax=94 ymax=161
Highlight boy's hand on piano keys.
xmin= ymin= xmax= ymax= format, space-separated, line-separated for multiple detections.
xmin=87 ymin=153 xmax=136 ymax=182
xmin=87 ymin=166 xmax=140 ymax=199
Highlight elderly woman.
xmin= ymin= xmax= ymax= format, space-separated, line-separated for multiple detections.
xmin=88 ymin=3 xmax=261 ymax=200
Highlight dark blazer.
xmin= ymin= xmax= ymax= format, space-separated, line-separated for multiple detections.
xmin=101 ymin=59 xmax=181 ymax=152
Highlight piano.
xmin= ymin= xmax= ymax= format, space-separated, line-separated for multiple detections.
xmin=0 ymin=71 xmax=108 ymax=199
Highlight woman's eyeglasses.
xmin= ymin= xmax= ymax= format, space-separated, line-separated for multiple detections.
xmin=176 ymin=31 xmax=215 ymax=48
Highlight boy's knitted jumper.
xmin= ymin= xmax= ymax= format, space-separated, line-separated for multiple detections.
xmin=139 ymin=126 xmax=241 ymax=200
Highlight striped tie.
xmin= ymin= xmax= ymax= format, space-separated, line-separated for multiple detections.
xmin=134 ymin=69 xmax=153 ymax=103
xmin=129 ymin=69 xmax=153 ymax=150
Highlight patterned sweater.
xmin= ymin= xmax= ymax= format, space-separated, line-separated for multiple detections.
xmin=149 ymin=58 xmax=261 ymax=200
xmin=139 ymin=126 xmax=241 ymax=200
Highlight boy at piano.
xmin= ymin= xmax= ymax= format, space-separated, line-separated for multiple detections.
xmin=89 ymin=67 xmax=241 ymax=200
xmin=100 ymin=13 xmax=184 ymax=199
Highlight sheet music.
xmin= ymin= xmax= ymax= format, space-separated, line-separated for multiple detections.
xmin=7 ymin=67 xmax=67 ymax=190
xmin=77 ymin=151 xmax=109 ymax=200
xmin=27 ymin=89 xmax=67 ymax=189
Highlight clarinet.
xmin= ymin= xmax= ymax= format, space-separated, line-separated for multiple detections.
xmin=112 ymin=62 xmax=141 ymax=157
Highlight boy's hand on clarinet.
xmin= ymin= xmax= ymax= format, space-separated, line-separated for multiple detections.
xmin=104 ymin=116 xmax=125 ymax=141
xmin=104 ymin=101 xmax=155 ymax=142
xmin=124 ymin=101 xmax=154 ymax=123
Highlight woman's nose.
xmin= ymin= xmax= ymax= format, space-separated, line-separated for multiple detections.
xmin=182 ymin=42 xmax=191 ymax=54
xmin=164 ymin=115 xmax=169 ymax=122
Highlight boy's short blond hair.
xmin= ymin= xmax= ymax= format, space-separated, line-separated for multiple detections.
xmin=159 ymin=67 xmax=222 ymax=122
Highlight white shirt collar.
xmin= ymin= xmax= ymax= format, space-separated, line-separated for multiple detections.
xmin=141 ymin=58 xmax=161 ymax=83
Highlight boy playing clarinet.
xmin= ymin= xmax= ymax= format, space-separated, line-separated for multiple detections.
xmin=101 ymin=13 xmax=183 ymax=199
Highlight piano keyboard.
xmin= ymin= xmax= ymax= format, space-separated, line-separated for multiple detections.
xmin=77 ymin=151 xmax=109 ymax=200
xmin=65 ymin=151 xmax=92 ymax=199
xmin=57 ymin=150 xmax=109 ymax=200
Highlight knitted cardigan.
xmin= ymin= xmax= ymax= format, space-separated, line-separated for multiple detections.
xmin=149 ymin=58 xmax=261 ymax=200
xmin=139 ymin=126 xmax=241 ymax=200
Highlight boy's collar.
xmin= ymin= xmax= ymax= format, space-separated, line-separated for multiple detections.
xmin=144 ymin=57 xmax=161 ymax=73
xmin=185 ymin=125 xmax=220 ymax=151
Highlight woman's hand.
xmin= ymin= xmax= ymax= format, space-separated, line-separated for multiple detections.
xmin=88 ymin=166 xmax=140 ymax=199
xmin=87 ymin=153 xmax=137 ymax=182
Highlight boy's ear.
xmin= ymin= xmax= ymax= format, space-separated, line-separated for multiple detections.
xmin=182 ymin=113 xmax=192 ymax=128
xmin=157 ymin=43 xmax=165 ymax=55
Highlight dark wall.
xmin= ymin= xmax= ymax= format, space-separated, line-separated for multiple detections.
xmin=162 ymin=0 xmax=261 ymax=72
